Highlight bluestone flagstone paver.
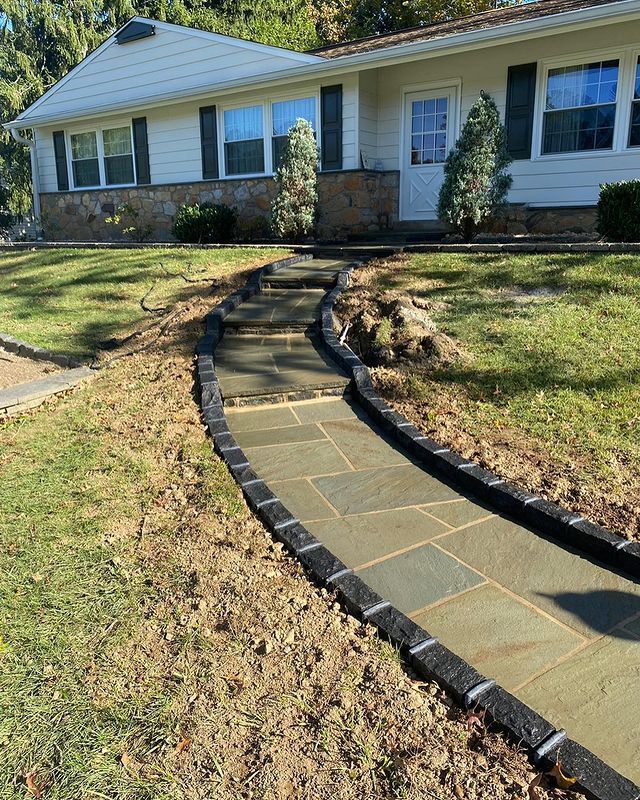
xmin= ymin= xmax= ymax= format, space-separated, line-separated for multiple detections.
xmin=413 ymin=583 xmax=584 ymax=690
xmin=268 ymin=478 xmax=338 ymax=522
xmin=244 ymin=440 xmax=352 ymax=482
xmin=210 ymin=256 xmax=640 ymax=786
xmin=356 ymin=543 xmax=485 ymax=615
xmin=305 ymin=508 xmax=449 ymax=565
xmin=312 ymin=463 xmax=461 ymax=515
xmin=437 ymin=515 xmax=640 ymax=637
xmin=226 ymin=405 xmax=299 ymax=431
xmin=517 ymin=636 xmax=640 ymax=783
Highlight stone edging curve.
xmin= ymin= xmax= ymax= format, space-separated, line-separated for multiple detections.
xmin=0 ymin=332 xmax=85 ymax=369
xmin=195 ymin=255 xmax=640 ymax=800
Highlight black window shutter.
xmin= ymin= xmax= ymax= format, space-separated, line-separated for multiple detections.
xmin=505 ymin=63 xmax=537 ymax=160
xmin=52 ymin=131 xmax=69 ymax=191
xmin=200 ymin=106 xmax=219 ymax=180
xmin=132 ymin=117 xmax=151 ymax=185
xmin=321 ymin=85 xmax=342 ymax=171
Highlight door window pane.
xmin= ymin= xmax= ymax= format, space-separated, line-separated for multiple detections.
xmin=102 ymin=126 xmax=134 ymax=185
xmin=410 ymin=97 xmax=448 ymax=165
xmin=542 ymin=60 xmax=618 ymax=154
xmin=70 ymin=131 xmax=100 ymax=187
xmin=223 ymin=105 xmax=264 ymax=175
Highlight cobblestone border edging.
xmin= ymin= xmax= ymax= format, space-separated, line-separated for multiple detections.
xmin=196 ymin=256 xmax=640 ymax=800
xmin=0 ymin=332 xmax=85 ymax=369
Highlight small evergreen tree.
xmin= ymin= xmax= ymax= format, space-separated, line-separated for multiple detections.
xmin=0 ymin=185 xmax=13 ymax=238
xmin=437 ymin=91 xmax=512 ymax=241
xmin=271 ymin=119 xmax=318 ymax=241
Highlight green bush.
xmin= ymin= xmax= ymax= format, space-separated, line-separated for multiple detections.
xmin=437 ymin=91 xmax=512 ymax=241
xmin=172 ymin=202 xmax=238 ymax=243
xmin=271 ymin=119 xmax=318 ymax=241
xmin=597 ymin=181 xmax=640 ymax=241
xmin=0 ymin=185 xmax=13 ymax=238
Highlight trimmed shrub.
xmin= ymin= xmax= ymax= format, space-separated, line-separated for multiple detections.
xmin=437 ymin=91 xmax=512 ymax=241
xmin=172 ymin=202 xmax=238 ymax=243
xmin=597 ymin=180 xmax=640 ymax=241
xmin=271 ymin=119 xmax=318 ymax=241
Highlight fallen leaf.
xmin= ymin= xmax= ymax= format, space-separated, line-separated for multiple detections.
xmin=454 ymin=784 xmax=465 ymax=799
xmin=120 ymin=751 xmax=139 ymax=774
xmin=547 ymin=760 xmax=577 ymax=790
xmin=528 ymin=772 xmax=542 ymax=800
xmin=175 ymin=736 xmax=191 ymax=754
xmin=25 ymin=772 xmax=44 ymax=798
xmin=466 ymin=707 xmax=486 ymax=733
xmin=31 ymin=574 xmax=43 ymax=583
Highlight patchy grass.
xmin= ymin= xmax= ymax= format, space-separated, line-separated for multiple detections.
xmin=0 ymin=247 xmax=290 ymax=357
xmin=0 ymin=254 xmax=560 ymax=799
xmin=343 ymin=253 xmax=640 ymax=539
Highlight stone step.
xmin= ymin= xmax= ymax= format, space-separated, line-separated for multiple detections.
xmin=223 ymin=288 xmax=325 ymax=328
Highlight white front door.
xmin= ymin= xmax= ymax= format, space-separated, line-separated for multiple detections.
xmin=400 ymin=87 xmax=457 ymax=221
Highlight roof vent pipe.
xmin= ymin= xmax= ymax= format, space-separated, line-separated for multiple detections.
xmin=9 ymin=128 xmax=43 ymax=240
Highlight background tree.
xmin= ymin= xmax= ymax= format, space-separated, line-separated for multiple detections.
xmin=437 ymin=90 xmax=512 ymax=240
xmin=270 ymin=119 xmax=318 ymax=241
xmin=0 ymin=184 xmax=13 ymax=236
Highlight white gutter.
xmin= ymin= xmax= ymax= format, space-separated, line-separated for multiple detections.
xmin=9 ymin=128 xmax=43 ymax=238
xmin=4 ymin=0 xmax=640 ymax=129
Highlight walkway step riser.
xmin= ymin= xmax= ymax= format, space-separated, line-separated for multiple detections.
xmin=223 ymin=386 xmax=349 ymax=407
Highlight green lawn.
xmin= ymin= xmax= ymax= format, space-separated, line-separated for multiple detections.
xmin=0 ymin=247 xmax=290 ymax=357
xmin=367 ymin=253 xmax=640 ymax=534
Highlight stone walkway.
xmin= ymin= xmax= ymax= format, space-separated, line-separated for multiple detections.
xmin=214 ymin=257 xmax=640 ymax=785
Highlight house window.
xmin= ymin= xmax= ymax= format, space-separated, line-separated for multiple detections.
xmin=223 ymin=105 xmax=264 ymax=175
xmin=542 ymin=60 xmax=619 ymax=154
xmin=629 ymin=57 xmax=640 ymax=146
xmin=272 ymin=97 xmax=316 ymax=168
xmin=103 ymin=126 xmax=134 ymax=185
xmin=70 ymin=131 xmax=100 ymax=187
xmin=410 ymin=97 xmax=448 ymax=165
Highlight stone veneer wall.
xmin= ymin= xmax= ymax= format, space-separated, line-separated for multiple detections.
xmin=39 ymin=170 xmax=400 ymax=242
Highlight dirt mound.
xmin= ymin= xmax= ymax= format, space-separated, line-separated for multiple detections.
xmin=335 ymin=287 xmax=467 ymax=368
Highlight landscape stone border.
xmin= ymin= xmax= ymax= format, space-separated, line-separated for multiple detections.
xmin=196 ymin=255 xmax=640 ymax=800
xmin=0 ymin=332 xmax=94 ymax=417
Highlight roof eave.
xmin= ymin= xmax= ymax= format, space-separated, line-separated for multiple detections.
xmin=7 ymin=0 xmax=640 ymax=129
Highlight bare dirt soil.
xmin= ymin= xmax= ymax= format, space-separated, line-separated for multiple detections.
xmin=0 ymin=348 xmax=61 ymax=389
xmin=78 ymin=290 xmax=570 ymax=798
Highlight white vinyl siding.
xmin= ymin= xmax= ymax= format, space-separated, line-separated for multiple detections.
xmin=358 ymin=69 xmax=379 ymax=167
xmin=22 ymin=24 xmax=321 ymax=123
xmin=374 ymin=17 xmax=640 ymax=208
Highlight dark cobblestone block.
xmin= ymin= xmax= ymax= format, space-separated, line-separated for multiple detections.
xmin=488 ymin=481 xmax=537 ymax=515
xmin=409 ymin=436 xmax=448 ymax=465
xmin=222 ymin=447 xmax=250 ymax=471
xmin=478 ymin=685 xmax=555 ymax=748
xmin=258 ymin=500 xmax=298 ymax=532
xmin=196 ymin=334 xmax=216 ymax=356
xmin=205 ymin=416 xmax=229 ymax=437
xmin=455 ymin=463 xmax=501 ymax=498
xmin=366 ymin=605 xmax=431 ymax=654
xmin=548 ymin=739 xmax=640 ymax=800
xmin=433 ymin=449 xmax=469 ymax=480
xmin=352 ymin=366 xmax=373 ymax=391
xmin=213 ymin=431 xmax=237 ymax=452
xmin=0 ymin=335 xmax=20 ymax=353
xmin=242 ymin=479 xmax=277 ymax=511
xmin=412 ymin=643 xmax=485 ymax=702
xmin=201 ymin=382 xmax=223 ymax=411
xmin=329 ymin=573 xmax=386 ymax=616
xmin=618 ymin=540 xmax=640 ymax=579
xmin=563 ymin=518 xmax=625 ymax=562
xmin=276 ymin=523 xmax=319 ymax=553
xmin=298 ymin=545 xmax=349 ymax=583
xmin=522 ymin=497 xmax=577 ymax=539
xmin=205 ymin=313 xmax=223 ymax=336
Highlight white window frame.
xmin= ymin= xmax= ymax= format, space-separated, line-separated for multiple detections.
xmin=625 ymin=48 xmax=640 ymax=149
xmin=66 ymin=121 xmax=137 ymax=190
xmin=531 ymin=46 xmax=639 ymax=161
xmin=217 ymin=91 xmax=320 ymax=180
xmin=219 ymin=101 xmax=267 ymax=180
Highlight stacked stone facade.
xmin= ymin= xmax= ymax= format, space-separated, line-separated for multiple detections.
xmin=39 ymin=170 xmax=400 ymax=242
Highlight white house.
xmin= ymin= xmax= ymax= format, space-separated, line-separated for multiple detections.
xmin=5 ymin=0 xmax=640 ymax=240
